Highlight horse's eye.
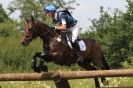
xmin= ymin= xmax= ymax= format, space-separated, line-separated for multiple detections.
xmin=27 ymin=23 xmax=32 ymax=28
xmin=26 ymin=26 xmax=33 ymax=31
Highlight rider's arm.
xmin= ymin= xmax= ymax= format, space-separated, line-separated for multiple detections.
xmin=55 ymin=14 xmax=67 ymax=31
xmin=55 ymin=24 xmax=66 ymax=31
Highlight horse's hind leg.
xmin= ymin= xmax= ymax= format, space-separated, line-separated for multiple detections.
xmin=100 ymin=54 xmax=110 ymax=85
xmin=94 ymin=53 xmax=110 ymax=86
xmin=101 ymin=54 xmax=110 ymax=70
xmin=94 ymin=62 xmax=109 ymax=86
xmin=78 ymin=59 xmax=100 ymax=88
xmin=91 ymin=52 xmax=110 ymax=86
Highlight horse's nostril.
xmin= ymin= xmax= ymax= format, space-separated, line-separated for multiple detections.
xmin=21 ymin=42 xmax=23 ymax=44
xmin=21 ymin=42 xmax=26 ymax=46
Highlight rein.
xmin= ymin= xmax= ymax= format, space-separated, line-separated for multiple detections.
xmin=32 ymin=21 xmax=69 ymax=48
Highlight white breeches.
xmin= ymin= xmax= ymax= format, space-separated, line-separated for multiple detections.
xmin=67 ymin=23 xmax=80 ymax=43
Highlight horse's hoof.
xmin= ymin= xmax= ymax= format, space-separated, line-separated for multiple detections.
xmin=40 ymin=65 xmax=48 ymax=72
xmin=31 ymin=65 xmax=36 ymax=69
xmin=34 ymin=52 xmax=41 ymax=57
xmin=102 ymin=80 xmax=109 ymax=85
xmin=31 ymin=60 xmax=37 ymax=68
xmin=33 ymin=67 xmax=41 ymax=73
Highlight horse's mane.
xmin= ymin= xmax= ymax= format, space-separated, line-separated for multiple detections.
xmin=33 ymin=20 xmax=61 ymax=38
xmin=34 ymin=20 xmax=50 ymax=29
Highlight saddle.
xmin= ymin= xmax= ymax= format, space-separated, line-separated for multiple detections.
xmin=59 ymin=31 xmax=86 ymax=51
xmin=55 ymin=31 xmax=86 ymax=62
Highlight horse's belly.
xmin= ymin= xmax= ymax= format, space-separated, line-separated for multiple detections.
xmin=52 ymin=55 xmax=76 ymax=66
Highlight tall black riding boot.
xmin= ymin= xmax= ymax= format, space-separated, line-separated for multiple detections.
xmin=72 ymin=41 xmax=84 ymax=63
xmin=72 ymin=41 xmax=80 ymax=52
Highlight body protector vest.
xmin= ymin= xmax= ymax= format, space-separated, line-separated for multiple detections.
xmin=54 ymin=8 xmax=77 ymax=28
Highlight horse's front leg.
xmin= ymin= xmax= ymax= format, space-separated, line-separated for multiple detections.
xmin=38 ymin=55 xmax=48 ymax=72
xmin=31 ymin=52 xmax=48 ymax=72
xmin=31 ymin=52 xmax=41 ymax=69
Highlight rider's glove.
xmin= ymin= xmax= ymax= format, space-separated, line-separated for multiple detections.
xmin=50 ymin=26 xmax=58 ymax=30
xmin=50 ymin=26 xmax=55 ymax=29
xmin=54 ymin=26 xmax=58 ymax=30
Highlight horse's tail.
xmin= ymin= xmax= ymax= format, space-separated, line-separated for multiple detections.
xmin=102 ymin=53 xmax=110 ymax=70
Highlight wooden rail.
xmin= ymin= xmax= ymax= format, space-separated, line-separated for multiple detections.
xmin=0 ymin=69 xmax=133 ymax=81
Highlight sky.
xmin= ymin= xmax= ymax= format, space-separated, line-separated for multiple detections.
xmin=0 ymin=0 xmax=127 ymax=31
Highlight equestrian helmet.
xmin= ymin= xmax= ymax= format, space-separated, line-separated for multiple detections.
xmin=44 ymin=4 xmax=57 ymax=13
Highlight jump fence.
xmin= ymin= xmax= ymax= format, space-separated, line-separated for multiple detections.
xmin=0 ymin=69 xmax=133 ymax=88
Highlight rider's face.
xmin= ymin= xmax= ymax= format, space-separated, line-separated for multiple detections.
xmin=47 ymin=12 xmax=54 ymax=18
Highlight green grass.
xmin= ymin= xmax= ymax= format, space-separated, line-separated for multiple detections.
xmin=0 ymin=81 xmax=55 ymax=88
xmin=0 ymin=29 xmax=133 ymax=88
xmin=104 ymin=77 xmax=133 ymax=87
xmin=0 ymin=78 xmax=132 ymax=88
xmin=0 ymin=79 xmax=94 ymax=88
xmin=0 ymin=36 xmax=43 ymax=72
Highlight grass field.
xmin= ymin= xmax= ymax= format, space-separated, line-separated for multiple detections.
xmin=0 ymin=78 xmax=132 ymax=88
xmin=0 ymin=34 xmax=133 ymax=88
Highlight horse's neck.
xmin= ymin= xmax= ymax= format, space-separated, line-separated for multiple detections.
xmin=38 ymin=22 xmax=58 ymax=44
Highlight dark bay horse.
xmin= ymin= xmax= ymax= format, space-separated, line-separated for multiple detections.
xmin=21 ymin=17 xmax=110 ymax=88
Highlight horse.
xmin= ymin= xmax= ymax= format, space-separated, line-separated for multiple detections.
xmin=21 ymin=16 xmax=110 ymax=88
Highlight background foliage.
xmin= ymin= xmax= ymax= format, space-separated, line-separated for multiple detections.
xmin=0 ymin=0 xmax=132 ymax=72
xmin=0 ymin=0 xmax=133 ymax=87
xmin=81 ymin=0 xmax=133 ymax=68
xmin=0 ymin=0 xmax=79 ymax=72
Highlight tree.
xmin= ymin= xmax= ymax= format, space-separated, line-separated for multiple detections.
xmin=0 ymin=4 xmax=15 ymax=37
xmin=8 ymin=0 xmax=77 ymax=30
xmin=0 ymin=4 xmax=9 ymax=23
xmin=84 ymin=0 xmax=133 ymax=68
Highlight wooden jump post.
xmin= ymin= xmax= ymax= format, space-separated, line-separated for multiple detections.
xmin=0 ymin=69 xmax=133 ymax=88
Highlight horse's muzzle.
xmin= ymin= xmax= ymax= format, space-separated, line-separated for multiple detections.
xmin=21 ymin=37 xmax=30 ymax=46
xmin=21 ymin=41 xmax=28 ymax=46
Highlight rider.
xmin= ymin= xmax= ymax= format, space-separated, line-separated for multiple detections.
xmin=44 ymin=4 xmax=83 ymax=62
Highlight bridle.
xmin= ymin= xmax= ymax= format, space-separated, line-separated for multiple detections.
xmin=24 ymin=21 xmax=36 ymax=41
xmin=25 ymin=20 xmax=69 ymax=47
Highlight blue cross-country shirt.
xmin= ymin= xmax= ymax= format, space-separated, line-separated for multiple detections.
xmin=54 ymin=12 xmax=77 ymax=28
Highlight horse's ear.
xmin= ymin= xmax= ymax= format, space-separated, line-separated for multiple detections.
xmin=25 ymin=18 xmax=28 ymax=23
xmin=31 ymin=15 xmax=34 ymax=22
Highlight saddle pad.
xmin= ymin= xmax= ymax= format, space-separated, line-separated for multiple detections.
xmin=78 ymin=40 xmax=86 ymax=51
